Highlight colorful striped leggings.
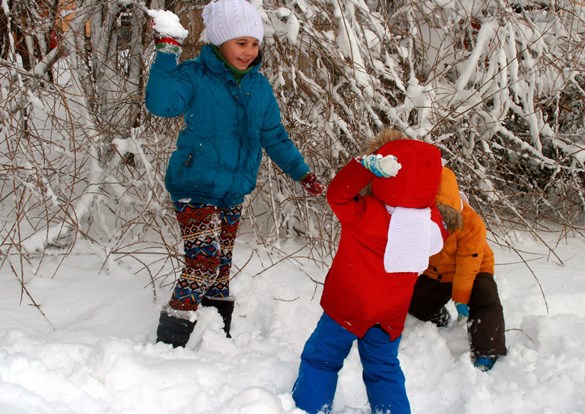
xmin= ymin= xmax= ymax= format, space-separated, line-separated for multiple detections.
xmin=168 ymin=202 xmax=242 ymax=312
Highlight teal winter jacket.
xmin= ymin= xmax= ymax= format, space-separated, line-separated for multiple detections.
xmin=146 ymin=45 xmax=310 ymax=208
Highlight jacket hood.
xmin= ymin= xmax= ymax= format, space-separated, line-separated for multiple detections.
xmin=370 ymin=137 xmax=442 ymax=208
xmin=437 ymin=167 xmax=462 ymax=212
xmin=436 ymin=166 xmax=464 ymax=232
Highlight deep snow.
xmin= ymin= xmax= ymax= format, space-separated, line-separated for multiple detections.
xmin=1 ymin=226 xmax=584 ymax=414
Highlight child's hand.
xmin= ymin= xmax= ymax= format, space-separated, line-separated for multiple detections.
xmin=455 ymin=302 xmax=469 ymax=324
xmin=359 ymin=154 xmax=402 ymax=178
xmin=300 ymin=172 xmax=325 ymax=196
xmin=147 ymin=9 xmax=189 ymax=44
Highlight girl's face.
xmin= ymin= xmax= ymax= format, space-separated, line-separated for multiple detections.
xmin=219 ymin=37 xmax=260 ymax=70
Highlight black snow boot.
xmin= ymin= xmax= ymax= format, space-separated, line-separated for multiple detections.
xmin=156 ymin=309 xmax=196 ymax=348
xmin=201 ymin=296 xmax=235 ymax=338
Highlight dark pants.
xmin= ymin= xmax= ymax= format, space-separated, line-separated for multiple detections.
xmin=408 ymin=273 xmax=507 ymax=357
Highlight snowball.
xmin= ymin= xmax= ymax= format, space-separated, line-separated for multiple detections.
xmin=147 ymin=9 xmax=189 ymax=41
xmin=378 ymin=155 xmax=402 ymax=177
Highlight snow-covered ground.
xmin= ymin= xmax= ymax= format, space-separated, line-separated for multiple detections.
xmin=1 ymin=227 xmax=584 ymax=413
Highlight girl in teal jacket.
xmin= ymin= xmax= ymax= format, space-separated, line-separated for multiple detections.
xmin=146 ymin=0 xmax=324 ymax=347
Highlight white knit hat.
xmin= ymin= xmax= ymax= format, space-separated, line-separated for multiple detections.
xmin=202 ymin=0 xmax=264 ymax=46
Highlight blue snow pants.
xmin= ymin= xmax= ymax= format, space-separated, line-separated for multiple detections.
xmin=292 ymin=313 xmax=410 ymax=414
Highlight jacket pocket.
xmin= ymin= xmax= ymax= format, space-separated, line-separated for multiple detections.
xmin=165 ymin=148 xmax=215 ymax=193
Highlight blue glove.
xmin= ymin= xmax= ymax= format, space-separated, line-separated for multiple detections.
xmin=455 ymin=302 xmax=469 ymax=323
xmin=359 ymin=154 xmax=402 ymax=178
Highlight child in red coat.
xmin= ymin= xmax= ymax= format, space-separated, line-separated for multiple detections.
xmin=292 ymin=129 xmax=448 ymax=414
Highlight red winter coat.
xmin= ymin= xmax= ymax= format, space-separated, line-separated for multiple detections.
xmin=320 ymin=159 xmax=448 ymax=340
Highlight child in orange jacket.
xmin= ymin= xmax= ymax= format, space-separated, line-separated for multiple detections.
xmin=408 ymin=167 xmax=507 ymax=371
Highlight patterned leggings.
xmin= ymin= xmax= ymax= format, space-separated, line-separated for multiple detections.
xmin=168 ymin=202 xmax=242 ymax=312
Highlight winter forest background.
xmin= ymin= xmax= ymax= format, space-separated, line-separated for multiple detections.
xmin=2 ymin=0 xmax=585 ymax=280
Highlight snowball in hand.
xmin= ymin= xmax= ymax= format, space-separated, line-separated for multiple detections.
xmin=378 ymin=155 xmax=402 ymax=177
xmin=360 ymin=154 xmax=402 ymax=178
xmin=148 ymin=9 xmax=189 ymax=41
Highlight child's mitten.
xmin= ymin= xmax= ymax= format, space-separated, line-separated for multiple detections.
xmin=300 ymin=172 xmax=325 ymax=196
xmin=359 ymin=154 xmax=402 ymax=178
xmin=148 ymin=9 xmax=189 ymax=50
xmin=455 ymin=302 xmax=469 ymax=323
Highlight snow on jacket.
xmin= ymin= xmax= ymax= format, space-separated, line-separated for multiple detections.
xmin=423 ymin=201 xmax=495 ymax=304
xmin=321 ymin=158 xmax=448 ymax=340
xmin=145 ymin=45 xmax=310 ymax=208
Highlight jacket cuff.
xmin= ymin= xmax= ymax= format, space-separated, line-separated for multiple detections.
xmin=155 ymin=42 xmax=182 ymax=56
xmin=290 ymin=165 xmax=311 ymax=182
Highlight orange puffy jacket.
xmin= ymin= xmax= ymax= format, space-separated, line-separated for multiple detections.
xmin=424 ymin=202 xmax=495 ymax=304
xmin=423 ymin=167 xmax=495 ymax=304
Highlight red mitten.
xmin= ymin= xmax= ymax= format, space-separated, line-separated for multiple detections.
xmin=300 ymin=172 xmax=325 ymax=196
xmin=148 ymin=10 xmax=188 ymax=45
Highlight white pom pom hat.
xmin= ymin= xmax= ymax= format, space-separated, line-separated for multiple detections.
xmin=202 ymin=0 xmax=264 ymax=46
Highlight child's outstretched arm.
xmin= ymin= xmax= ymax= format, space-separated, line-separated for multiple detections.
xmin=145 ymin=10 xmax=193 ymax=117
xmin=452 ymin=207 xmax=488 ymax=305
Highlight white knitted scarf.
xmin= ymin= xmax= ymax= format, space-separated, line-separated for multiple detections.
xmin=384 ymin=206 xmax=444 ymax=273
